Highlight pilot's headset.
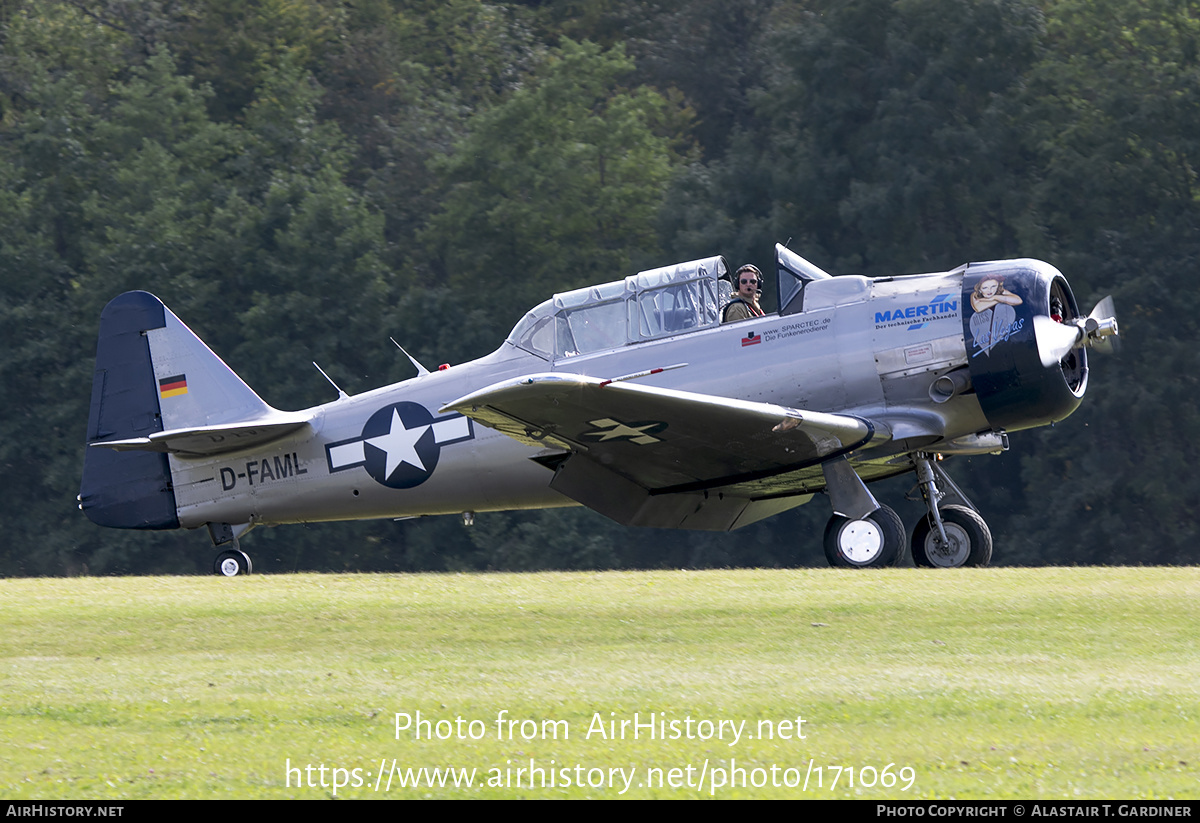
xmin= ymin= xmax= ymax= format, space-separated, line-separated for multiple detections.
xmin=732 ymin=264 xmax=763 ymax=297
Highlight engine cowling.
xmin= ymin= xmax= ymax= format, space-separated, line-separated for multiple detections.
xmin=961 ymin=260 xmax=1088 ymax=432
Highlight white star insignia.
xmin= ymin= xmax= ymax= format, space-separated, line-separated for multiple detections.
xmin=366 ymin=409 xmax=429 ymax=479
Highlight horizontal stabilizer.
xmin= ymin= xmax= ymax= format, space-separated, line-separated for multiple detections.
xmin=90 ymin=414 xmax=312 ymax=457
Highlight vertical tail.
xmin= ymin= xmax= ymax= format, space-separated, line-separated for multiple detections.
xmin=79 ymin=291 xmax=280 ymax=530
xmin=80 ymin=292 xmax=180 ymax=529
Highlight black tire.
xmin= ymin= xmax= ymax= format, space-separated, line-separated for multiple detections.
xmin=214 ymin=549 xmax=252 ymax=576
xmin=823 ymin=505 xmax=905 ymax=568
xmin=910 ymin=505 xmax=992 ymax=568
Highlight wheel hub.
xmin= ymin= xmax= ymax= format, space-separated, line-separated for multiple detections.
xmin=839 ymin=520 xmax=884 ymax=564
xmin=926 ymin=522 xmax=970 ymax=567
xmin=218 ymin=556 xmax=241 ymax=576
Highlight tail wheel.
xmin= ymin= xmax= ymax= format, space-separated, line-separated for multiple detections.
xmin=214 ymin=549 xmax=253 ymax=577
xmin=911 ymin=505 xmax=992 ymax=568
xmin=823 ymin=504 xmax=905 ymax=568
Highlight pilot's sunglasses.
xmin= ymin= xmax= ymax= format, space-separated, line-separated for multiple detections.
xmin=739 ymin=278 xmax=757 ymax=285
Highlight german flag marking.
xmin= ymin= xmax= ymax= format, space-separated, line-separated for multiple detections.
xmin=159 ymin=374 xmax=188 ymax=398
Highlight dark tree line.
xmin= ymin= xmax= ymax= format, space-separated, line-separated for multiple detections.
xmin=1 ymin=0 xmax=1195 ymax=575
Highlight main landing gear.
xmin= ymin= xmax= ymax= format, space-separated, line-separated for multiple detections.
xmin=821 ymin=453 xmax=993 ymax=569
xmin=823 ymin=504 xmax=905 ymax=568
xmin=208 ymin=522 xmax=254 ymax=576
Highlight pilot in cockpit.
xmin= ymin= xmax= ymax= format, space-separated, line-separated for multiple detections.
xmin=722 ymin=264 xmax=766 ymax=323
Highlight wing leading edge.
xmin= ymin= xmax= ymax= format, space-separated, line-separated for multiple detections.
xmin=442 ymin=373 xmax=887 ymax=530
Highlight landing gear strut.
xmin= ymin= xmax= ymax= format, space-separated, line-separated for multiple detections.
xmin=910 ymin=453 xmax=992 ymax=567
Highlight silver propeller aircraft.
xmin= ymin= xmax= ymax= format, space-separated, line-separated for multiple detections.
xmin=80 ymin=245 xmax=1119 ymax=575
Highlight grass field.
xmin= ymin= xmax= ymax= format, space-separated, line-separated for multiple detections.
xmin=1 ymin=568 xmax=1197 ymax=799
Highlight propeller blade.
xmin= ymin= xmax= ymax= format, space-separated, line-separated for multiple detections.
xmin=1089 ymin=295 xmax=1115 ymax=323
xmin=1086 ymin=295 xmax=1120 ymax=355
xmin=1034 ymin=315 xmax=1083 ymax=368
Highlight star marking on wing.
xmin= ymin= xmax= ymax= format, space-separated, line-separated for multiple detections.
xmin=366 ymin=408 xmax=429 ymax=479
xmin=582 ymin=418 xmax=664 ymax=445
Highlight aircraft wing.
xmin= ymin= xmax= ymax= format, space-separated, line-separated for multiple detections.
xmin=441 ymin=373 xmax=880 ymax=493
xmin=88 ymin=413 xmax=312 ymax=457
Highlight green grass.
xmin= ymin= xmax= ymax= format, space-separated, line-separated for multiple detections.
xmin=1 ymin=568 xmax=1197 ymax=799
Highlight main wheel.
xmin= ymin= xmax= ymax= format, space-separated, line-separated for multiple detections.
xmin=911 ymin=505 xmax=992 ymax=568
xmin=823 ymin=505 xmax=905 ymax=568
xmin=214 ymin=549 xmax=253 ymax=576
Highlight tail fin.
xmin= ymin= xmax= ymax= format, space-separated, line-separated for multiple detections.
xmin=80 ymin=291 xmax=304 ymax=530
xmin=80 ymin=292 xmax=181 ymax=529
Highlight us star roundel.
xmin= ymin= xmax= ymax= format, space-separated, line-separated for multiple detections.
xmin=324 ymin=402 xmax=474 ymax=489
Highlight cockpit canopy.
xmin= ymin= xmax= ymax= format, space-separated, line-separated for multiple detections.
xmin=507 ymin=256 xmax=729 ymax=360
xmin=506 ymin=245 xmax=839 ymax=359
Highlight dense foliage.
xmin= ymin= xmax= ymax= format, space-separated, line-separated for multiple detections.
xmin=1 ymin=0 xmax=1195 ymax=574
